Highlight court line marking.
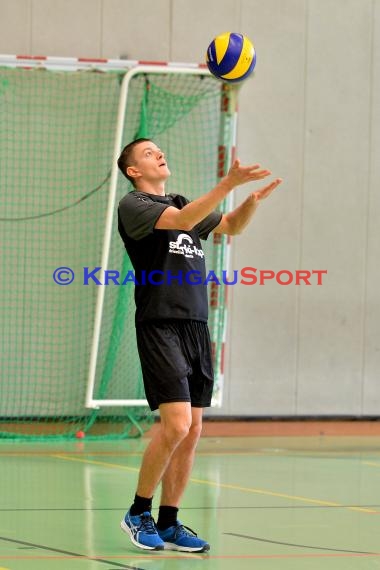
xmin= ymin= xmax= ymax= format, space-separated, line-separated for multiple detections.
xmin=224 ymin=532 xmax=376 ymax=554
xmin=0 ymin=449 xmax=294 ymax=454
xmin=1 ymin=553 xmax=380 ymax=561
xmin=363 ymin=461 xmax=380 ymax=468
xmin=189 ymin=476 xmax=378 ymax=514
xmin=2 ymin=504 xmax=380 ymax=512
xmin=0 ymin=535 xmax=142 ymax=569
xmin=51 ymin=454 xmax=379 ymax=514
xmin=2 ymin=449 xmax=380 ymax=457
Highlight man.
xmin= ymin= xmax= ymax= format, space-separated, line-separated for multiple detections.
xmin=117 ymin=138 xmax=282 ymax=552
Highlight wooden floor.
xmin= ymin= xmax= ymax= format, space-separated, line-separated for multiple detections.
xmin=1 ymin=425 xmax=380 ymax=569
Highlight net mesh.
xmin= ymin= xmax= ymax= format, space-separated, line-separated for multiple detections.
xmin=0 ymin=64 xmax=232 ymax=439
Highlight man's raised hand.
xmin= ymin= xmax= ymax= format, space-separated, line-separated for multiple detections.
xmin=252 ymin=178 xmax=283 ymax=203
xmin=226 ymin=158 xmax=272 ymax=187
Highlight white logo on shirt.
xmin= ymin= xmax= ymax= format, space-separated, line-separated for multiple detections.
xmin=169 ymin=233 xmax=205 ymax=259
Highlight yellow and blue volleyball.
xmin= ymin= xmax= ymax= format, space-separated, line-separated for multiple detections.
xmin=206 ymin=32 xmax=256 ymax=83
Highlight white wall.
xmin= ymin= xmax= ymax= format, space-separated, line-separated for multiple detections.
xmin=1 ymin=0 xmax=379 ymax=416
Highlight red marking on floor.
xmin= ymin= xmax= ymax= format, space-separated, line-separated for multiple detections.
xmin=1 ymin=552 xmax=380 ymax=561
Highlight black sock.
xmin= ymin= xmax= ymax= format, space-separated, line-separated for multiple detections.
xmin=129 ymin=494 xmax=153 ymax=516
xmin=156 ymin=506 xmax=179 ymax=530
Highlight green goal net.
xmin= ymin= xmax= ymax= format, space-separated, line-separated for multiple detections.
xmin=0 ymin=59 xmax=235 ymax=440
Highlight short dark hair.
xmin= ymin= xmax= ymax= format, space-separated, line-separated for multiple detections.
xmin=117 ymin=138 xmax=152 ymax=187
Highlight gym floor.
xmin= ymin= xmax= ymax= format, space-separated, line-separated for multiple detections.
xmin=1 ymin=422 xmax=380 ymax=569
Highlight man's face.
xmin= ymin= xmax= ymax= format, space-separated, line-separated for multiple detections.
xmin=128 ymin=141 xmax=171 ymax=184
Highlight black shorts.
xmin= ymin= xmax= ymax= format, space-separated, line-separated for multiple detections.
xmin=135 ymin=320 xmax=214 ymax=411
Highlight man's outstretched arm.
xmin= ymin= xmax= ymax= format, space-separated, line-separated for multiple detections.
xmin=213 ymin=177 xmax=282 ymax=236
xmin=155 ymin=159 xmax=272 ymax=231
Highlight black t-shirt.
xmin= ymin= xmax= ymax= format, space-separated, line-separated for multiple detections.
xmin=118 ymin=191 xmax=222 ymax=323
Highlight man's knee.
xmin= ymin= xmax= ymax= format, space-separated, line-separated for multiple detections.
xmin=162 ymin=420 xmax=190 ymax=445
xmin=188 ymin=420 xmax=202 ymax=443
xmin=159 ymin=404 xmax=190 ymax=440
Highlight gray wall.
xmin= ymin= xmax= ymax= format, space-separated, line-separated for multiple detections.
xmin=1 ymin=0 xmax=379 ymax=416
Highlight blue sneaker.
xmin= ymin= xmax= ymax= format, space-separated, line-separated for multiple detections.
xmin=120 ymin=511 xmax=164 ymax=551
xmin=158 ymin=521 xmax=210 ymax=552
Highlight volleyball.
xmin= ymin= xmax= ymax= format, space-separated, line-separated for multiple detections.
xmin=206 ymin=32 xmax=256 ymax=83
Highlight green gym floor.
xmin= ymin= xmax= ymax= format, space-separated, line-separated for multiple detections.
xmin=1 ymin=432 xmax=380 ymax=570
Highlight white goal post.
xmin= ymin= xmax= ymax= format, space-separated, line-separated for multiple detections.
xmin=83 ymin=63 xmax=238 ymax=410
